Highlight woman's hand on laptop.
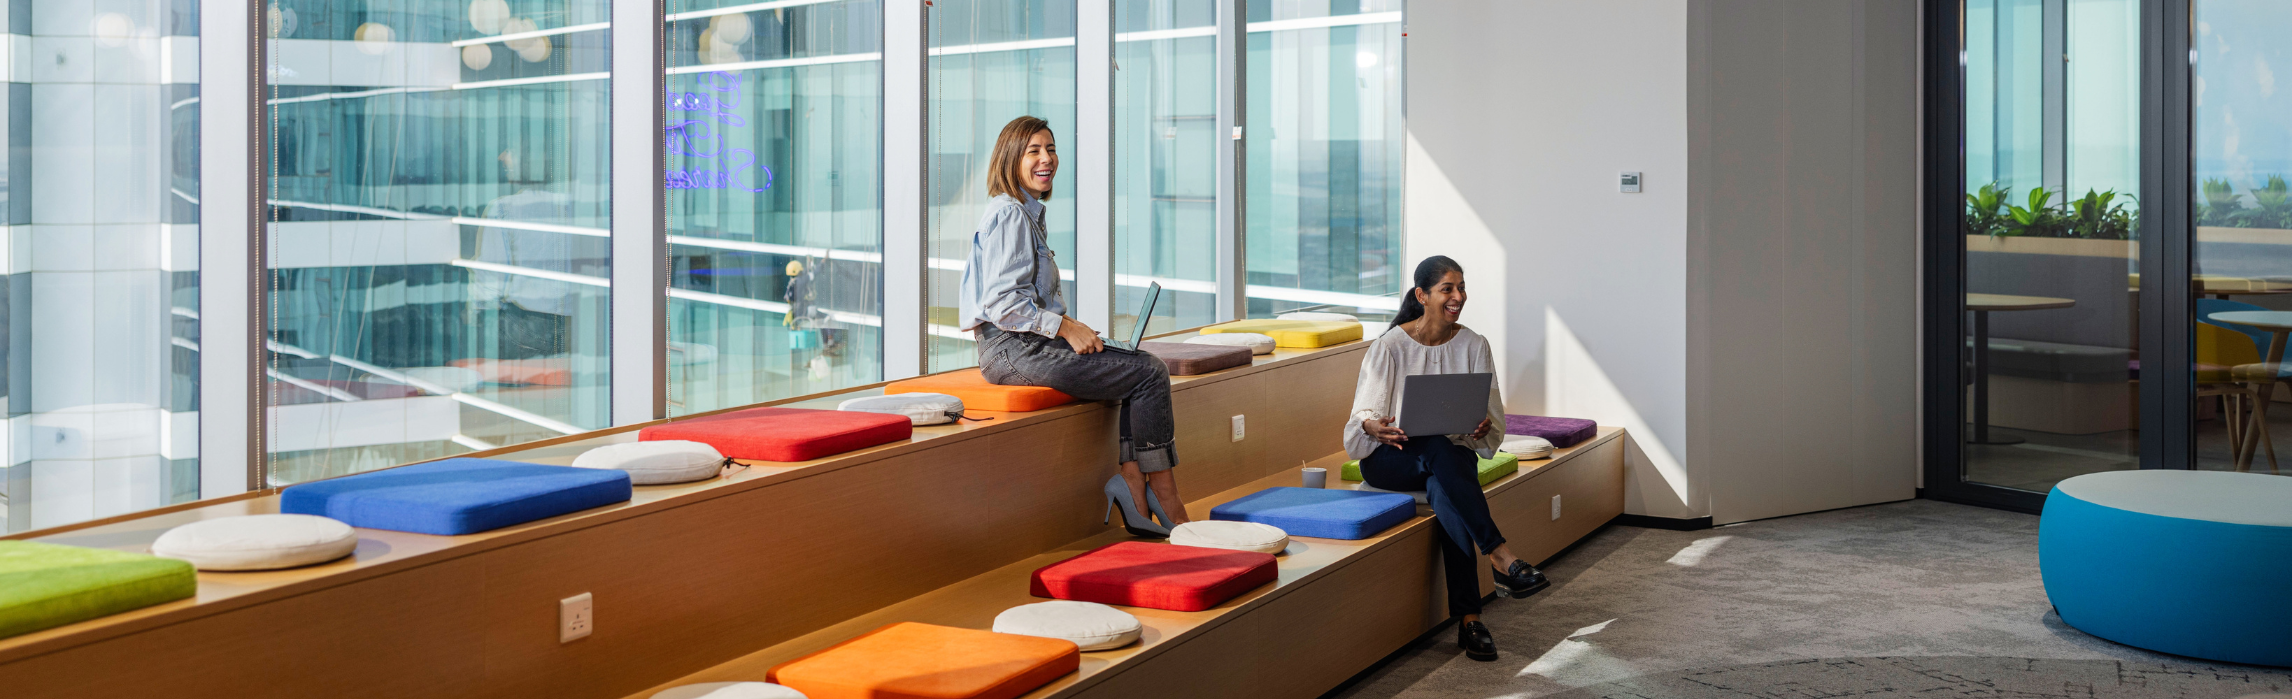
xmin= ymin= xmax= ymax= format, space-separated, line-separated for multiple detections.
xmin=1056 ymin=316 xmax=1104 ymax=354
xmin=1470 ymin=418 xmax=1493 ymax=441
xmin=1364 ymin=416 xmax=1407 ymax=446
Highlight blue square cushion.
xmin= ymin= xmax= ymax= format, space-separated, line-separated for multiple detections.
xmin=281 ymin=458 xmax=632 ymax=535
xmin=1209 ymin=487 xmax=1417 ymax=540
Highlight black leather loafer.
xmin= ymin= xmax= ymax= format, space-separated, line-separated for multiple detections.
xmin=1458 ymin=620 xmax=1498 ymax=661
xmin=1492 ymin=560 xmax=1551 ymax=599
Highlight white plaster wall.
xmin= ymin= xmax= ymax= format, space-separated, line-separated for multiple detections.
xmin=1405 ymin=0 xmax=1699 ymax=519
xmin=1687 ymin=0 xmax=1920 ymax=525
xmin=1405 ymin=0 xmax=1921 ymax=523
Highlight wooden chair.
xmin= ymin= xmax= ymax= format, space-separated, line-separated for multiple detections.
xmin=2196 ymin=323 xmax=2276 ymax=472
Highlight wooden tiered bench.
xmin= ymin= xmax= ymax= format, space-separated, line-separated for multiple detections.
xmin=626 ymin=428 xmax=1625 ymax=699
xmin=0 ymin=328 xmax=1627 ymax=699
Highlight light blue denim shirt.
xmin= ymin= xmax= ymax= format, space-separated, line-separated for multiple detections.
xmin=959 ymin=192 xmax=1066 ymax=337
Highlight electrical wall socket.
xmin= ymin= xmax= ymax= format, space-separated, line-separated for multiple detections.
xmin=560 ymin=592 xmax=593 ymax=643
xmin=1551 ymin=495 xmax=1563 ymax=521
xmin=1230 ymin=415 xmax=1245 ymax=442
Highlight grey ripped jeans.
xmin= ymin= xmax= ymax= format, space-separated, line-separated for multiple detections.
xmin=976 ymin=325 xmax=1179 ymax=473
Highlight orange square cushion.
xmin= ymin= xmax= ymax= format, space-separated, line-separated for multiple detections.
xmin=767 ymin=622 xmax=1080 ymax=699
xmin=884 ymin=369 xmax=1074 ymax=413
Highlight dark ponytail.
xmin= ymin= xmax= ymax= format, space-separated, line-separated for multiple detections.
xmin=1390 ymin=255 xmax=1465 ymax=328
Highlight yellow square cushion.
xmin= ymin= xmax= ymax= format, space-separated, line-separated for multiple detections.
xmin=1199 ymin=319 xmax=1362 ymax=348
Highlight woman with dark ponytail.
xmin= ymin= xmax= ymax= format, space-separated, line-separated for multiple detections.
xmin=1344 ymin=255 xmax=1547 ymax=662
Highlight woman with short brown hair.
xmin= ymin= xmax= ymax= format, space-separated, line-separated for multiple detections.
xmin=958 ymin=116 xmax=1189 ymax=537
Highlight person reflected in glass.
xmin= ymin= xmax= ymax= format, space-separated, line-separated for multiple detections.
xmin=960 ymin=116 xmax=1189 ymax=537
xmin=1346 ymin=255 xmax=1549 ymax=662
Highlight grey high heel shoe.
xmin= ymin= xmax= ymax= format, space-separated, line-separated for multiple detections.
xmin=1103 ymin=475 xmax=1170 ymax=537
xmin=1143 ymin=488 xmax=1176 ymax=528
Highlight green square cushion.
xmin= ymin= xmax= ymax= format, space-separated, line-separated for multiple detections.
xmin=0 ymin=541 xmax=196 ymax=639
xmin=1340 ymin=451 xmax=1518 ymax=485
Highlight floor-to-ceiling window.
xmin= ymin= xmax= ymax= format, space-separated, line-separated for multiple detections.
xmin=1242 ymin=0 xmax=1401 ymax=317
xmin=924 ymin=0 xmax=1077 ymax=373
xmin=1953 ymin=0 xmax=2142 ymax=495
xmin=264 ymin=0 xmax=611 ymax=484
xmin=2190 ymin=0 xmax=2292 ymax=475
xmin=1 ymin=0 xmax=202 ymax=532
xmin=662 ymin=0 xmax=884 ymax=416
xmin=1112 ymin=0 xmax=1215 ymax=335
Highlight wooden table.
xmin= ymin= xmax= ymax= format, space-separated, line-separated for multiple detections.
xmin=2201 ymin=310 xmax=2292 ymax=470
xmin=1967 ymin=293 xmax=2077 ymax=445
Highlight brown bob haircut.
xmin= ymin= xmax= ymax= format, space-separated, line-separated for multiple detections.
xmin=987 ymin=116 xmax=1054 ymax=200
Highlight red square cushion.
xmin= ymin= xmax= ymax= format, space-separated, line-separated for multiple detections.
xmin=638 ymin=406 xmax=911 ymax=462
xmin=767 ymin=622 xmax=1079 ymax=699
xmin=1029 ymin=541 xmax=1277 ymax=612
xmin=885 ymin=369 xmax=1074 ymax=412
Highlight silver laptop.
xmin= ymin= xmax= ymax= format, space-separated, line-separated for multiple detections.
xmin=1397 ymin=372 xmax=1494 ymax=436
xmin=1099 ymin=282 xmax=1163 ymax=354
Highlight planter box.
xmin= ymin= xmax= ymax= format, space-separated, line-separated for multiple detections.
xmin=1966 ymin=235 xmax=2133 ymax=259
xmin=1964 ymin=236 xmax=2136 ymax=350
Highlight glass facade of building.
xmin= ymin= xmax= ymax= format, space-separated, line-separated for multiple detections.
xmin=1244 ymin=0 xmax=1402 ymax=316
xmin=925 ymin=0 xmax=1077 ymax=373
xmin=664 ymin=0 xmax=885 ymax=416
xmin=1 ymin=0 xmax=203 ymax=531
xmin=263 ymin=0 xmax=612 ymax=485
xmin=2 ymin=0 xmax=1410 ymax=534
xmin=1112 ymin=0 xmax=1216 ymax=336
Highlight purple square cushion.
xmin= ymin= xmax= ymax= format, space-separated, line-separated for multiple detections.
xmin=1504 ymin=414 xmax=1596 ymax=448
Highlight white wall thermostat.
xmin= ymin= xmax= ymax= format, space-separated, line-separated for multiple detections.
xmin=1620 ymin=172 xmax=1643 ymax=193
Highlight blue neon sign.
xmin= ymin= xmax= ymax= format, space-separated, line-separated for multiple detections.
xmin=665 ymin=71 xmax=773 ymax=192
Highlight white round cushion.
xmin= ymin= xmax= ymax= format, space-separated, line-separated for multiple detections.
xmin=1500 ymin=435 xmax=1554 ymax=459
xmin=839 ymin=393 xmax=966 ymax=425
xmin=572 ymin=441 xmax=726 ymax=485
xmin=1169 ymin=521 xmax=1290 ymax=554
xmin=1185 ymin=332 xmax=1276 ymax=355
xmin=151 ymin=514 xmax=358 ymax=571
xmin=1277 ymin=311 xmax=1358 ymax=322
xmin=650 ymin=683 xmax=808 ymax=699
xmin=993 ymin=601 xmax=1141 ymax=651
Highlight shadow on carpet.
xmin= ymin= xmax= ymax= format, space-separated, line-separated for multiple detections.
xmin=1542 ymin=656 xmax=2292 ymax=699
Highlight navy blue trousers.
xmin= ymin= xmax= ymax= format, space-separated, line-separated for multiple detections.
xmin=1360 ymin=437 xmax=1507 ymax=617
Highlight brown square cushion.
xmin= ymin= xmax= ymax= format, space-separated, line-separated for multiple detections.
xmin=1140 ymin=342 xmax=1254 ymax=376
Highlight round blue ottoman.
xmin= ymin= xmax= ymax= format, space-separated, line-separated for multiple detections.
xmin=2041 ymin=470 xmax=2292 ymax=667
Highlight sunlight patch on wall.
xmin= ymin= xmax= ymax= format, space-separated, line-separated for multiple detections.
xmin=1546 ymin=306 xmax=1691 ymax=514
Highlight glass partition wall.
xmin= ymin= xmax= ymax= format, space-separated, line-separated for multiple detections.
xmin=1955 ymin=0 xmax=2141 ymax=494
xmin=1930 ymin=0 xmax=2291 ymax=512
xmin=12 ymin=0 xmax=1388 ymax=533
xmin=2190 ymin=0 xmax=2292 ymax=474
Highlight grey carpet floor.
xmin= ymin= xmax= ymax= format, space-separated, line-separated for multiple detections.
xmin=1328 ymin=499 xmax=2292 ymax=699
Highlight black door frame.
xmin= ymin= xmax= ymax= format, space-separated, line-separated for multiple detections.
xmin=1921 ymin=0 xmax=2195 ymax=514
